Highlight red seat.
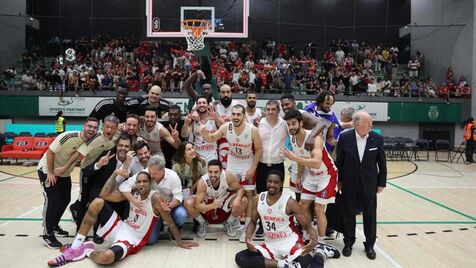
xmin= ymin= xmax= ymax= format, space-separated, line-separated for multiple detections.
xmin=1 ymin=137 xmax=53 ymax=160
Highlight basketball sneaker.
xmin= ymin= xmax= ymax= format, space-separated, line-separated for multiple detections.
xmin=53 ymin=226 xmax=69 ymax=237
xmin=196 ymin=222 xmax=207 ymax=238
xmin=255 ymin=221 xmax=264 ymax=237
xmin=314 ymin=243 xmax=341 ymax=259
xmin=228 ymin=218 xmax=241 ymax=230
xmin=42 ymin=233 xmax=62 ymax=249
xmin=223 ymin=222 xmax=237 ymax=237
xmin=47 ymin=242 xmax=95 ymax=267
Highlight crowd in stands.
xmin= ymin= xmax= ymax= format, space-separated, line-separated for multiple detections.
xmin=2 ymin=36 xmax=471 ymax=99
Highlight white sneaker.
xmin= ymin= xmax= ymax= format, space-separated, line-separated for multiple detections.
xmin=223 ymin=222 xmax=237 ymax=237
xmin=229 ymin=218 xmax=241 ymax=230
xmin=239 ymin=230 xmax=246 ymax=243
xmin=196 ymin=222 xmax=207 ymax=238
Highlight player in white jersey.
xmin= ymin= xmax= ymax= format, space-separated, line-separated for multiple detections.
xmin=245 ymin=91 xmax=263 ymax=126
xmin=235 ymin=171 xmax=338 ymax=268
xmin=213 ymin=84 xmax=238 ymax=167
xmin=281 ymin=109 xmax=338 ymax=245
xmin=181 ymin=95 xmax=219 ymax=163
xmin=201 ymin=104 xmax=263 ymax=242
xmin=280 ymin=94 xmax=327 ymax=202
xmin=139 ymin=108 xmax=180 ymax=156
xmin=47 ymin=170 xmax=198 ymax=267
xmin=184 ymin=159 xmax=248 ymax=237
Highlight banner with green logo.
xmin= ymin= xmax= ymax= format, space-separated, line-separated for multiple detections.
xmin=388 ymin=103 xmax=461 ymax=123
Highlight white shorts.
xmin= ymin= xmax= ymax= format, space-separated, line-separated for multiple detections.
xmin=255 ymin=236 xmax=305 ymax=262
xmin=227 ymin=162 xmax=255 ymax=191
xmin=196 ymin=148 xmax=218 ymax=164
xmin=96 ymin=211 xmax=154 ymax=260
xmin=409 ymin=70 xmax=418 ymax=77
xmin=301 ymin=172 xmax=337 ymax=204
xmin=289 ymin=171 xmax=300 ymax=193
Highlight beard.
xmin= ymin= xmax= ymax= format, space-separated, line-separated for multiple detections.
xmin=247 ymin=102 xmax=256 ymax=108
xmin=220 ymin=96 xmax=232 ymax=107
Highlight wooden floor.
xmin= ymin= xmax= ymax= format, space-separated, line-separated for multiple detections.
xmin=0 ymin=158 xmax=475 ymax=268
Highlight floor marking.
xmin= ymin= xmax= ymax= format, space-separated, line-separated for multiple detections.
xmin=356 ymin=228 xmax=402 ymax=268
xmin=406 ymin=233 xmax=417 ymax=236
xmin=0 ymin=170 xmax=37 ymax=183
xmin=0 ymin=188 xmax=79 ymax=227
xmin=387 ymin=181 xmax=476 ymax=221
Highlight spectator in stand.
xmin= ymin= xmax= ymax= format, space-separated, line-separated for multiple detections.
xmin=367 ymin=78 xmax=377 ymax=96
xmin=458 ymin=76 xmax=471 ymax=98
xmin=22 ymin=70 xmax=35 ymax=90
xmin=439 ymin=83 xmax=450 ymax=103
xmin=416 ymin=51 xmax=425 ymax=77
xmin=4 ymin=64 xmax=17 ymax=90
xmin=407 ymin=56 xmax=420 ymax=80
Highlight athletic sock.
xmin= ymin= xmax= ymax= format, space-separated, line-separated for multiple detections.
xmin=226 ymin=214 xmax=238 ymax=224
xmin=318 ymin=236 xmax=325 ymax=244
xmin=84 ymin=248 xmax=94 ymax=258
xmin=277 ymin=259 xmax=286 ymax=268
xmin=195 ymin=215 xmax=206 ymax=225
xmin=244 ymin=217 xmax=251 ymax=227
xmin=71 ymin=234 xmax=86 ymax=249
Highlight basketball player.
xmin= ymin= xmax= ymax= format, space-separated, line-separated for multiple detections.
xmin=38 ymin=117 xmax=99 ymax=249
xmin=214 ymin=84 xmax=239 ymax=167
xmin=279 ymin=94 xmax=327 ymax=201
xmin=47 ymin=170 xmax=198 ymax=267
xmin=181 ymin=95 xmax=219 ymax=163
xmin=184 ymin=159 xmax=248 ymax=238
xmin=281 ymin=110 xmax=338 ymax=245
xmin=235 ymin=171 xmax=338 ymax=268
xmin=139 ymin=108 xmax=180 ymax=157
xmin=201 ymin=104 xmax=263 ymax=242
xmin=184 ymin=70 xmax=214 ymax=103
xmin=89 ymin=82 xmax=135 ymax=122
xmin=119 ymin=155 xmax=187 ymax=245
xmin=245 ymin=91 xmax=263 ymax=126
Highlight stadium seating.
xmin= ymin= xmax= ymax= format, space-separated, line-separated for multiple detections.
xmin=1 ymin=136 xmax=53 ymax=163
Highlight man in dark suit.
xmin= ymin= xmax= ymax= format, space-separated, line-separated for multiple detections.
xmin=336 ymin=111 xmax=387 ymax=260
xmin=80 ymin=134 xmax=132 ymax=243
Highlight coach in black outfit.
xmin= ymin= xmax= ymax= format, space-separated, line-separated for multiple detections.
xmin=336 ymin=111 xmax=386 ymax=260
xmin=80 ymin=134 xmax=132 ymax=242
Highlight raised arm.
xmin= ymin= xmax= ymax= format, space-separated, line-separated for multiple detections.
xmin=99 ymin=170 xmax=127 ymax=202
xmin=159 ymin=124 xmax=180 ymax=149
xmin=281 ymin=135 xmax=323 ymax=169
xmin=200 ymin=121 xmax=226 ymax=143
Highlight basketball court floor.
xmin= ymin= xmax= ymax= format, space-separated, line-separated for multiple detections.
xmin=0 ymin=159 xmax=475 ymax=267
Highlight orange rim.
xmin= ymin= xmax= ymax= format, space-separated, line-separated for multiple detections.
xmin=181 ymin=19 xmax=211 ymax=38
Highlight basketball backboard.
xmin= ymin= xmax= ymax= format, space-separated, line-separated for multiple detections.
xmin=146 ymin=0 xmax=249 ymax=38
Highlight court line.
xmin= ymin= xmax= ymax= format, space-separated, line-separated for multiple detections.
xmin=0 ymin=187 xmax=79 ymax=227
xmin=0 ymin=170 xmax=37 ymax=183
xmin=357 ymin=228 xmax=402 ymax=268
xmin=388 ymin=181 xmax=476 ymax=221
xmin=0 ymin=218 xmax=474 ymax=224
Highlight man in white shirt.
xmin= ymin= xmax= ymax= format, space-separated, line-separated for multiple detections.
xmin=119 ymin=155 xmax=187 ymax=245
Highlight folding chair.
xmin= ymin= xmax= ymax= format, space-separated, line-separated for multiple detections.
xmin=435 ymin=139 xmax=451 ymax=162
xmin=414 ymin=139 xmax=430 ymax=161
xmin=450 ymin=141 xmax=466 ymax=163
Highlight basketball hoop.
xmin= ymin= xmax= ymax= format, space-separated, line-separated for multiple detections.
xmin=181 ymin=19 xmax=211 ymax=51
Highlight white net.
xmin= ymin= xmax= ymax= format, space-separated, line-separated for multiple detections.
xmin=182 ymin=20 xmax=210 ymax=51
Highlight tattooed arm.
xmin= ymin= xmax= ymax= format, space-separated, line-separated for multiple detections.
xmin=152 ymin=192 xmax=199 ymax=249
xmin=99 ymin=169 xmax=127 ymax=202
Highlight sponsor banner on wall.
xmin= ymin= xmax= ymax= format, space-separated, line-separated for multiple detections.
xmin=39 ymin=97 xmax=104 ymax=117
xmin=39 ymin=96 xmax=387 ymax=121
